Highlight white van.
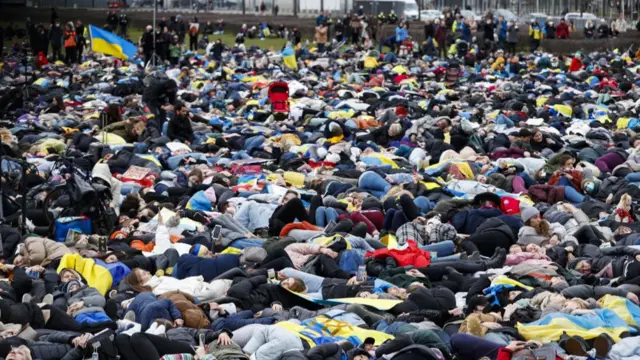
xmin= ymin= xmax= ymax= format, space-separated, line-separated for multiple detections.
xmin=404 ymin=0 xmax=419 ymax=20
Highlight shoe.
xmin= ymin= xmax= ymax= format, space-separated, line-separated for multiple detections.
xmin=124 ymin=310 xmax=136 ymax=322
xmin=122 ymin=323 xmax=141 ymax=336
xmin=145 ymin=322 xmax=158 ymax=334
xmin=109 ymin=290 xmax=118 ymax=300
xmin=593 ymin=333 xmax=614 ymax=358
xmin=564 ymin=336 xmax=590 ymax=357
xmin=42 ymin=294 xmax=54 ymax=305
xmin=483 ymin=248 xmax=506 ymax=270
xmin=21 ymin=294 xmax=33 ymax=304
xmin=154 ymin=325 xmax=166 ymax=335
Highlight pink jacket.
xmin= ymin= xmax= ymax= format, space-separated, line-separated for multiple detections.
xmin=505 ymin=252 xmax=551 ymax=266
xmin=285 ymin=243 xmax=323 ymax=269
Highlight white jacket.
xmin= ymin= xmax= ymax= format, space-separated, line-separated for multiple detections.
xmin=144 ymin=275 xmax=232 ymax=301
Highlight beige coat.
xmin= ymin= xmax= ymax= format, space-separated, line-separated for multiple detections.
xmin=315 ymin=26 xmax=328 ymax=44
xmin=23 ymin=236 xmax=72 ymax=266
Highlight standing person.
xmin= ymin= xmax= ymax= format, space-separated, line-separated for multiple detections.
xmin=155 ymin=26 xmax=167 ymax=62
xmin=75 ymin=20 xmax=85 ymax=62
xmin=497 ymin=16 xmax=507 ymax=48
xmin=50 ymin=7 xmax=58 ymax=25
xmin=556 ymin=18 xmax=569 ymax=38
xmin=177 ymin=16 xmax=186 ymax=44
xmin=260 ymin=1 xmax=266 ymax=15
xmin=140 ymin=25 xmax=154 ymax=67
xmin=274 ymin=4 xmax=279 ymax=16
xmin=63 ymin=22 xmax=77 ymax=65
xmin=292 ymin=27 xmax=301 ymax=45
xmin=188 ymin=17 xmax=199 ymax=52
xmin=119 ymin=12 xmax=129 ymax=37
xmin=434 ymin=19 xmax=447 ymax=58
xmin=584 ymin=19 xmax=595 ymax=38
xmin=506 ymin=21 xmax=518 ymax=55
xmin=107 ymin=10 xmax=118 ymax=32
xmin=349 ymin=14 xmax=361 ymax=44
xmin=315 ymin=22 xmax=328 ymax=53
xmin=482 ymin=17 xmax=496 ymax=52
xmin=528 ymin=20 xmax=542 ymax=52
xmin=334 ymin=19 xmax=344 ymax=42
xmin=395 ymin=21 xmax=408 ymax=53
xmin=48 ymin=21 xmax=63 ymax=62
xmin=544 ymin=17 xmax=556 ymax=38
xmin=597 ymin=18 xmax=610 ymax=38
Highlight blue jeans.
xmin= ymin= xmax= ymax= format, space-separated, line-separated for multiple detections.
xmin=315 ymin=207 xmax=339 ymax=227
xmin=626 ymin=172 xmax=640 ymax=182
xmin=358 ymin=171 xmax=392 ymax=199
xmin=230 ymin=238 xmax=265 ymax=249
xmin=564 ymin=186 xmax=585 ymax=204
xmin=244 ymin=135 xmax=265 ymax=153
xmin=414 ymin=196 xmax=434 ymax=214
xmin=420 ymin=240 xmax=456 ymax=258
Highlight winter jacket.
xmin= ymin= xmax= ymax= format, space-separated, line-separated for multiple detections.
xmin=226 ymin=275 xmax=320 ymax=313
xmin=556 ymin=22 xmax=569 ymax=38
xmin=517 ymin=223 xmax=566 ymax=246
xmin=366 ymin=240 xmax=431 ymax=268
xmin=67 ymin=285 xmax=106 ymax=316
xmin=307 ymin=343 xmax=344 ymax=360
xmin=451 ymin=208 xmax=503 ymax=235
xmin=284 ymin=243 xmax=323 ymax=270
xmin=527 ymin=185 xmax=566 ymax=205
xmin=49 ymin=25 xmax=63 ymax=47
xmin=103 ymin=121 xmax=136 ymax=143
xmin=22 ymin=236 xmax=71 ymax=267
xmin=315 ymin=25 xmax=328 ymax=44
xmin=128 ymin=292 xmax=183 ymax=330
xmin=242 ymin=325 xmax=304 ymax=360
xmin=91 ymin=163 xmax=122 ymax=214
xmin=167 ymin=114 xmax=194 ymax=143
xmin=174 ymin=254 xmax=240 ymax=282
xmin=210 ymin=310 xmax=274 ymax=332
xmin=158 ymin=290 xmax=210 ymax=328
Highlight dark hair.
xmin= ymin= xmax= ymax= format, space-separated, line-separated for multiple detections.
xmin=218 ymin=201 xmax=230 ymax=213
xmin=120 ymin=194 xmax=141 ymax=217
xmin=174 ymin=101 xmax=187 ymax=112
xmin=106 ymin=103 xmax=123 ymax=124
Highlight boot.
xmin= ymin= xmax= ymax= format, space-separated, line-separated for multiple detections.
xmin=593 ymin=333 xmax=614 ymax=358
xmin=483 ymin=248 xmax=506 ymax=270
xmin=469 ymin=251 xmax=481 ymax=261
xmin=564 ymin=336 xmax=590 ymax=357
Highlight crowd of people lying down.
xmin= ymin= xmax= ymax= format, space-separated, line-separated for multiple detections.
xmin=2 ymin=19 xmax=640 ymax=360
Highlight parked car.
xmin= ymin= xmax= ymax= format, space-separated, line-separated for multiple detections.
xmin=522 ymin=12 xmax=548 ymax=24
xmin=460 ymin=9 xmax=481 ymax=22
xmin=420 ymin=9 xmax=443 ymax=20
xmin=490 ymin=9 xmax=520 ymax=23
xmin=564 ymin=12 xmax=598 ymax=21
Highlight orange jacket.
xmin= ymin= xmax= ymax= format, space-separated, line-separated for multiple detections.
xmin=64 ymin=31 xmax=77 ymax=48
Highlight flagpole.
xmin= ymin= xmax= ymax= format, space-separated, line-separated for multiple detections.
xmin=152 ymin=0 xmax=157 ymax=67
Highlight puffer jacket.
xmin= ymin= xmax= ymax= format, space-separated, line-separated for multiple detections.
xmin=242 ymin=325 xmax=304 ymax=360
xmin=517 ymin=223 xmax=566 ymax=246
xmin=528 ymin=185 xmax=566 ymax=205
xmin=284 ymin=243 xmax=323 ymax=270
xmin=158 ymin=290 xmax=210 ymax=328
xmin=22 ymin=236 xmax=72 ymax=266
xmin=91 ymin=163 xmax=122 ymax=214
xmin=451 ymin=208 xmax=503 ymax=235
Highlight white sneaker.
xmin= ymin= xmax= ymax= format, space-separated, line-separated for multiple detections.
xmin=154 ymin=325 xmax=166 ymax=335
xmin=145 ymin=322 xmax=158 ymax=334
xmin=42 ymin=294 xmax=54 ymax=305
xmin=122 ymin=323 xmax=141 ymax=336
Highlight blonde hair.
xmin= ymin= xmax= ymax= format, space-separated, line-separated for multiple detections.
xmin=388 ymin=123 xmax=403 ymax=137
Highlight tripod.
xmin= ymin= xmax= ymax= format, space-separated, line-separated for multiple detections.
xmin=145 ymin=0 xmax=164 ymax=69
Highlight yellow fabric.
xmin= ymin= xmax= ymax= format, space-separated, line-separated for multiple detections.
xmin=491 ymin=275 xmax=533 ymax=291
xmin=452 ymin=162 xmax=474 ymax=180
xmin=420 ymin=181 xmax=442 ymax=190
xmin=95 ymin=132 xmax=127 ymax=145
xmin=552 ymin=104 xmax=573 ymax=117
xmin=306 ymin=316 xmax=394 ymax=344
xmin=391 ymin=65 xmax=408 ymax=74
xmin=617 ymin=117 xmax=631 ymax=129
xmin=220 ymin=247 xmax=242 ymax=255
xmin=312 ymin=234 xmax=353 ymax=250
xmin=536 ymin=96 xmax=549 ymax=106
xmin=363 ymin=153 xmax=399 ymax=169
xmin=57 ymin=254 xmax=111 ymax=295
xmin=516 ymin=319 xmax=628 ymax=342
xmin=283 ymin=172 xmax=305 ymax=187
xmin=328 ymin=109 xmax=355 ymax=119
xmin=324 ymin=298 xmax=402 ymax=311
xmin=326 ymin=135 xmax=344 ymax=144
xmin=444 ymin=132 xmax=451 ymax=144
xmin=363 ymin=56 xmax=378 ymax=69
xmin=598 ymin=295 xmax=637 ymax=326
xmin=380 ymin=234 xmax=398 ymax=249
xmin=137 ymin=154 xmax=161 ymax=166
xmin=274 ymin=321 xmax=322 ymax=347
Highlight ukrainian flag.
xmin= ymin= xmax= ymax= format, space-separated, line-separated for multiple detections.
xmin=89 ymin=25 xmax=137 ymax=60
xmin=282 ymin=45 xmax=297 ymax=70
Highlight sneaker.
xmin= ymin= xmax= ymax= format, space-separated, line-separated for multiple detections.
xmin=565 ymin=336 xmax=590 ymax=357
xmin=108 ymin=290 xmax=118 ymax=300
xmin=21 ymin=294 xmax=32 ymax=304
xmin=42 ymin=294 xmax=54 ymax=305
xmin=145 ymin=322 xmax=158 ymax=334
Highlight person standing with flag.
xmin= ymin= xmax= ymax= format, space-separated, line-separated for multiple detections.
xmin=63 ymin=22 xmax=77 ymax=65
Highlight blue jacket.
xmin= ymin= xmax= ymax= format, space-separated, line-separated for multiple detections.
xmin=462 ymin=24 xmax=472 ymax=42
xmin=395 ymin=26 xmax=408 ymax=43
xmin=175 ymin=254 xmax=240 ymax=282
xmin=210 ymin=310 xmax=275 ymax=331
xmin=129 ymin=292 xmax=182 ymax=330
xmin=498 ymin=22 xmax=508 ymax=40
xmin=451 ymin=208 xmax=503 ymax=235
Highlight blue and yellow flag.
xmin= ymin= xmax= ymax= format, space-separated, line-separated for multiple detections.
xmin=282 ymin=45 xmax=297 ymax=70
xmin=89 ymin=25 xmax=137 ymax=60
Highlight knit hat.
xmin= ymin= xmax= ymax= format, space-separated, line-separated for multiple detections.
xmin=500 ymin=196 xmax=521 ymax=215
xmin=191 ymin=243 xmax=209 ymax=257
xmin=521 ymin=206 xmax=540 ymax=223
xmin=429 ymin=223 xmax=457 ymax=243
xmin=63 ymin=280 xmax=82 ymax=294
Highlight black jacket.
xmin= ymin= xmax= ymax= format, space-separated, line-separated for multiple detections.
xmin=307 ymin=343 xmax=343 ymax=360
xmin=142 ymin=79 xmax=178 ymax=109
xmin=167 ymin=115 xmax=194 ymax=143
xmin=141 ymin=31 xmax=154 ymax=52
xmin=226 ymin=275 xmax=320 ymax=312
xmin=49 ymin=25 xmax=63 ymax=47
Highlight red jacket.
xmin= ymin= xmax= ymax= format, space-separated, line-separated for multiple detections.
xmin=569 ymin=57 xmax=583 ymax=72
xmin=497 ymin=348 xmax=563 ymax=360
xmin=556 ymin=23 xmax=570 ymax=38
xmin=365 ymin=240 xmax=431 ymax=267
